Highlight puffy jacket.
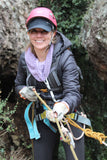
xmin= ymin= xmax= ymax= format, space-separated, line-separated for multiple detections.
xmin=15 ymin=32 xmax=81 ymax=112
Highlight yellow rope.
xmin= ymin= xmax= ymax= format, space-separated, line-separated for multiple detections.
xmin=33 ymin=89 xmax=107 ymax=160
xmin=70 ymin=145 xmax=78 ymax=160
xmin=67 ymin=117 xmax=107 ymax=145
xmin=33 ymin=89 xmax=78 ymax=160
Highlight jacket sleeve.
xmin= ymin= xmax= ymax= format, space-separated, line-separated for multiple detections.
xmin=15 ymin=52 xmax=27 ymax=95
xmin=59 ymin=50 xmax=81 ymax=112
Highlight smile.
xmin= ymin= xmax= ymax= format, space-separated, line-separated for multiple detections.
xmin=35 ymin=40 xmax=44 ymax=43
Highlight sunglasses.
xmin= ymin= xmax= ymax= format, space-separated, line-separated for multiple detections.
xmin=29 ymin=29 xmax=49 ymax=35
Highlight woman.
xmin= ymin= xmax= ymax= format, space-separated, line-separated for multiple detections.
xmin=15 ymin=7 xmax=84 ymax=160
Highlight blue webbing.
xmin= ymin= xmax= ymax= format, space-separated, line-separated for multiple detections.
xmin=24 ymin=102 xmax=56 ymax=140
xmin=24 ymin=102 xmax=40 ymax=139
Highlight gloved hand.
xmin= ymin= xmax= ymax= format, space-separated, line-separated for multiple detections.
xmin=46 ymin=110 xmax=56 ymax=122
xmin=19 ymin=86 xmax=38 ymax=101
xmin=53 ymin=102 xmax=69 ymax=121
xmin=46 ymin=102 xmax=69 ymax=122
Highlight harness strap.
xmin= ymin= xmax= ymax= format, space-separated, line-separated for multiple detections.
xmin=24 ymin=102 xmax=40 ymax=139
xmin=40 ymin=87 xmax=62 ymax=93
xmin=36 ymin=111 xmax=91 ymax=127
xmin=24 ymin=102 xmax=57 ymax=140
xmin=66 ymin=113 xmax=91 ymax=127
xmin=36 ymin=110 xmax=46 ymax=121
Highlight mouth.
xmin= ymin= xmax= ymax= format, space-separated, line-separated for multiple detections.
xmin=35 ymin=40 xmax=44 ymax=43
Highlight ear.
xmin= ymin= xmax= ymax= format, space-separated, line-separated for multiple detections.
xmin=51 ymin=31 xmax=56 ymax=40
xmin=53 ymin=31 xmax=56 ymax=37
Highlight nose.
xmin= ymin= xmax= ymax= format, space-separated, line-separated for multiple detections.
xmin=36 ymin=32 xmax=42 ymax=37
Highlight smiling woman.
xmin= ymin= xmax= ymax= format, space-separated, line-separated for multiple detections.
xmin=27 ymin=28 xmax=55 ymax=61
xmin=26 ymin=16 xmax=56 ymax=61
xmin=15 ymin=7 xmax=84 ymax=160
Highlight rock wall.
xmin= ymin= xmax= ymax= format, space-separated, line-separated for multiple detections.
xmin=80 ymin=0 xmax=107 ymax=82
xmin=0 ymin=0 xmax=37 ymax=76
xmin=0 ymin=1 xmax=38 ymax=158
xmin=1 ymin=0 xmax=107 ymax=81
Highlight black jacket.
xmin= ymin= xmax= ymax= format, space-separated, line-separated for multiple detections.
xmin=15 ymin=32 xmax=81 ymax=112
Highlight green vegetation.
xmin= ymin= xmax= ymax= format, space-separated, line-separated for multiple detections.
xmin=0 ymin=97 xmax=17 ymax=132
xmin=80 ymin=57 xmax=107 ymax=160
xmin=38 ymin=0 xmax=93 ymax=50
xmin=0 ymin=92 xmax=18 ymax=160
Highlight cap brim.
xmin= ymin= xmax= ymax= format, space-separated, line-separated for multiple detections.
xmin=27 ymin=18 xmax=52 ymax=32
xmin=28 ymin=24 xmax=51 ymax=32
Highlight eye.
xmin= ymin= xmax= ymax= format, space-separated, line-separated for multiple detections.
xmin=30 ymin=29 xmax=37 ymax=34
xmin=41 ymin=30 xmax=48 ymax=34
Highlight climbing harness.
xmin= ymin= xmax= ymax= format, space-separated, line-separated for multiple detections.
xmin=24 ymin=89 xmax=79 ymax=160
xmin=24 ymin=89 xmax=107 ymax=160
xmin=33 ymin=89 xmax=80 ymax=160
xmin=34 ymin=110 xmax=91 ymax=127
xmin=34 ymin=89 xmax=107 ymax=147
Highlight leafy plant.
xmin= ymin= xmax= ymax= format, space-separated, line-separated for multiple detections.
xmin=38 ymin=0 xmax=93 ymax=51
xmin=0 ymin=98 xmax=17 ymax=132
xmin=0 ymin=91 xmax=18 ymax=159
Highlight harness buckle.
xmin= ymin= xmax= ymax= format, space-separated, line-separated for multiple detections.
xmin=74 ymin=113 xmax=79 ymax=122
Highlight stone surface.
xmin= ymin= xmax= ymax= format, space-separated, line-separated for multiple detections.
xmin=0 ymin=0 xmax=36 ymax=76
xmin=0 ymin=1 xmax=37 ymax=158
xmin=80 ymin=0 xmax=107 ymax=81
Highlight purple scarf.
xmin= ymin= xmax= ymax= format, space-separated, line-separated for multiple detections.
xmin=25 ymin=44 xmax=54 ymax=82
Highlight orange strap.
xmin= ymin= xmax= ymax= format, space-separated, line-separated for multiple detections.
xmin=40 ymin=89 xmax=48 ymax=92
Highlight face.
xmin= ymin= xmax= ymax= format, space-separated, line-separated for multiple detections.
xmin=28 ymin=28 xmax=55 ymax=52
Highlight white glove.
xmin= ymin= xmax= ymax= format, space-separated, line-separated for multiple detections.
xmin=19 ymin=86 xmax=38 ymax=101
xmin=46 ymin=102 xmax=69 ymax=122
xmin=53 ymin=102 xmax=69 ymax=121
xmin=46 ymin=110 xmax=56 ymax=122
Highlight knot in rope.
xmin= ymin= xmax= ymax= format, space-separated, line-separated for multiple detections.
xmin=67 ymin=117 xmax=107 ymax=146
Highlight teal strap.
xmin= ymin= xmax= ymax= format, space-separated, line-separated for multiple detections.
xmin=33 ymin=119 xmax=40 ymax=139
xmin=24 ymin=102 xmax=40 ymax=139
xmin=75 ymin=113 xmax=91 ymax=127
xmin=43 ymin=118 xmax=57 ymax=133
xmin=42 ymin=104 xmax=57 ymax=133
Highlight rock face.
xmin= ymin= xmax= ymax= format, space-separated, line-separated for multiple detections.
xmin=80 ymin=0 xmax=107 ymax=82
xmin=0 ymin=0 xmax=36 ymax=76
xmin=0 ymin=0 xmax=107 ymax=81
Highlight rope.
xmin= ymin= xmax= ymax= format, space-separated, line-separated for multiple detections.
xmin=67 ymin=117 xmax=107 ymax=145
xmin=32 ymin=89 xmax=107 ymax=160
xmin=33 ymin=89 xmax=78 ymax=160
xmin=62 ymin=117 xmax=85 ymax=141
